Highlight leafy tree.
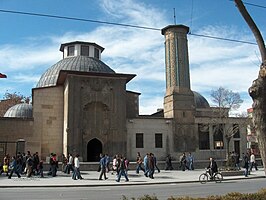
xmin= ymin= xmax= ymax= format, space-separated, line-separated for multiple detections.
xmin=210 ymin=87 xmax=244 ymax=166
xmin=0 ymin=91 xmax=31 ymax=117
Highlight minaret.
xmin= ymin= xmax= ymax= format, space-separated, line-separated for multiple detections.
xmin=161 ymin=25 xmax=195 ymax=121
xmin=162 ymin=25 xmax=196 ymax=152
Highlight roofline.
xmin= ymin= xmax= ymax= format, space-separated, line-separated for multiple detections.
xmin=161 ymin=24 xmax=189 ymax=35
xmin=126 ymin=90 xmax=141 ymax=95
xmin=59 ymin=41 xmax=105 ymax=52
xmin=56 ymin=70 xmax=136 ymax=85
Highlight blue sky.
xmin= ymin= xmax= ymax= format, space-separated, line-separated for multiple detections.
xmin=0 ymin=0 xmax=265 ymax=115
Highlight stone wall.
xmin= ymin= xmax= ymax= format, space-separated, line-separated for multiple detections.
xmin=0 ymin=117 xmax=35 ymax=157
xmin=126 ymin=117 xmax=173 ymax=161
xmin=32 ymin=86 xmax=64 ymax=159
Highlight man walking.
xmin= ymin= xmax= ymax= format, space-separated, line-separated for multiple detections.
xmin=116 ymin=155 xmax=129 ymax=182
xmin=72 ymin=154 xmax=83 ymax=180
xmin=99 ymin=154 xmax=108 ymax=180
xmin=8 ymin=156 xmax=21 ymax=179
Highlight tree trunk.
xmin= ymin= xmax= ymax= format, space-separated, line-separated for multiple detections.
xmin=234 ymin=0 xmax=266 ymax=175
xmin=225 ymin=137 xmax=231 ymax=167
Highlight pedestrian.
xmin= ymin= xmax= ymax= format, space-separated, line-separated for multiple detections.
xmin=8 ymin=156 xmax=21 ymax=179
xmin=249 ymin=152 xmax=258 ymax=171
xmin=143 ymin=153 xmax=149 ymax=177
xmin=165 ymin=154 xmax=173 ymax=170
xmin=66 ymin=153 xmax=74 ymax=174
xmin=21 ymin=153 xmax=27 ymax=174
xmin=116 ymin=155 xmax=129 ymax=182
xmin=136 ymin=152 xmax=145 ymax=174
xmin=33 ymin=152 xmax=40 ymax=175
xmin=235 ymin=152 xmax=240 ymax=170
xmin=49 ymin=153 xmax=58 ymax=177
xmin=148 ymin=153 xmax=155 ymax=179
xmin=72 ymin=154 xmax=83 ymax=180
xmin=180 ymin=153 xmax=187 ymax=171
xmin=16 ymin=153 xmax=23 ymax=175
xmin=38 ymin=160 xmax=44 ymax=178
xmin=124 ymin=157 xmax=130 ymax=175
xmin=112 ymin=155 xmax=118 ymax=175
xmin=0 ymin=154 xmax=10 ymax=176
xmin=61 ymin=154 xmax=68 ymax=172
xmin=242 ymin=153 xmax=249 ymax=177
xmin=26 ymin=155 xmax=33 ymax=178
xmin=105 ymin=154 xmax=111 ymax=173
xmin=98 ymin=154 xmax=108 ymax=180
xmin=187 ymin=152 xmax=194 ymax=170
xmin=153 ymin=154 xmax=160 ymax=173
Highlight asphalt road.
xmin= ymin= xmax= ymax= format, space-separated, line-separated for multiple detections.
xmin=0 ymin=178 xmax=265 ymax=200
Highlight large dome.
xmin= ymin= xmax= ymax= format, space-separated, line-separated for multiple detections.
xmin=36 ymin=56 xmax=115 ymax=88
xmin=193 ymin=91 xmax=210 ymax=109
xmin=4 ymin=103 xmax=33 ymax=118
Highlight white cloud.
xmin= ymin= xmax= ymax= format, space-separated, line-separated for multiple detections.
xmin=0 ymin=0 xmax=263 ymax=115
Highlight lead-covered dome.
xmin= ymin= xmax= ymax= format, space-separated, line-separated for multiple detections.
xmin=36 ymin=56 xmax=115 ymax=88
xmin=193 ymin=91 xmax=210 ymax=109
xmin=4 ymin=103 xmax=33 ymax=118
xmin=36 ymin=41 xmax=115 ymax=88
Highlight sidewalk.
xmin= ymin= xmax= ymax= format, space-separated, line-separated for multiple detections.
xmin=0 ymin=168 xmax=265 ymax=188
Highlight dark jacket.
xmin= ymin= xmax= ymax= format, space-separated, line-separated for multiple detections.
xmin=207 ymin=161 xmax=218 ymax=173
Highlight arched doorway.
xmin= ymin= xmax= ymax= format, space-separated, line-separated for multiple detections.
xmin=87 ymin=138 xmax=102 ymax=162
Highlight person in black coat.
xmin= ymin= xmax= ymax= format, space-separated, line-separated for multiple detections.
xmin=207 ymin=157 xmax=218 ymax=178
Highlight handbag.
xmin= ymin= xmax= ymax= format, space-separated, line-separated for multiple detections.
xmin=3 ymin=165 xmax=8 ymax=173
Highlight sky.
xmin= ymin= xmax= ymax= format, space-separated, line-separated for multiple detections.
xmin=0 ymin=0 xmax=265 ymax=115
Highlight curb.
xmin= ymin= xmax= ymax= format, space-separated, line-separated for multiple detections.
xmin=0 ymin=176 xmax=265 ymax=188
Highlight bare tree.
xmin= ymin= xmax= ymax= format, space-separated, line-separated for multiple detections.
xmin=234 ymin=0 xmax=266 ymax=175
xmin=211 ymin=87 xmax=244 ymax=166
xmin=0 ymin=91 xmax=31 ymax=117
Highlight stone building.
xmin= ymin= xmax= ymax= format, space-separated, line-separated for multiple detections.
xmin=0 ymin=25 xmax=247 ymax=162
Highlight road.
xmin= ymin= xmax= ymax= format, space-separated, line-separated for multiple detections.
xmin=0 ymin=178 xmax=265 ymax=200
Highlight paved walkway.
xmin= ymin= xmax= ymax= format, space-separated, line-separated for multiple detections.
xmin=0 ymin=168 xmax=265 ymax=188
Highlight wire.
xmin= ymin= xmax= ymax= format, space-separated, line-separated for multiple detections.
xmin=189 ymin=33 xmax=257 ymax=45
xmin=229 ymin=0 xmax=266 ymax=9
xmin=0 ymin=9 xmax=160 ymax=31
xmin=190 ymin=0 xmax=194 ymax=33
xmin=0 ymin=8 xmax=258 ymax=45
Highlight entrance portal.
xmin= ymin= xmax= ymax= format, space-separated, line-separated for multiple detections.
xmin=87 ymin=138 xmax=102 ymax=162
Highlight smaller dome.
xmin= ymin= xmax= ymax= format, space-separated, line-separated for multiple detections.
xmin=193 ymin=91 xmax=210 ymax=109
xmin=4 ymin=103 xmax=33 ymax=118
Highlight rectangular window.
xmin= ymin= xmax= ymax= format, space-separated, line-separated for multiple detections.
xmin=81 ymin=45 xmax=90 ymax=56
xmin=136 ymin=133 xmax=143 ymax=148
xmin=155 ymin=133 xmax=163 ymax=148
xmin=67 ymin=46 xmax=75 ymax=56
xmin=94 ymin=48 xmax=100 ymax=59
xmin=198 ymin=124 xmax=210 ymax=150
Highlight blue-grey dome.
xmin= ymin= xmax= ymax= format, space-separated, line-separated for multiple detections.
xmin=193 ymin=91 xmax=210 ymax=108
xmin=36 ymin=56 xmax=115 ymax=88
xmin=4 ymin=103 xmax=33 ymax=118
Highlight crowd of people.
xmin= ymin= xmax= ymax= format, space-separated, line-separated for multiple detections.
xmin=0 ymin=151 xmax=43 ymax=179
xmin=0 ymin=150 xmax=259 ymax=180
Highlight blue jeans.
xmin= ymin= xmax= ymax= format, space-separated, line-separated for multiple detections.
xmin=72 ymin=167 xmax=82 ymax=179
xmin=136 ymin=163 xmax=144 ymax=173
xmin=116 ymin=169 xmax=129 ymax=182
